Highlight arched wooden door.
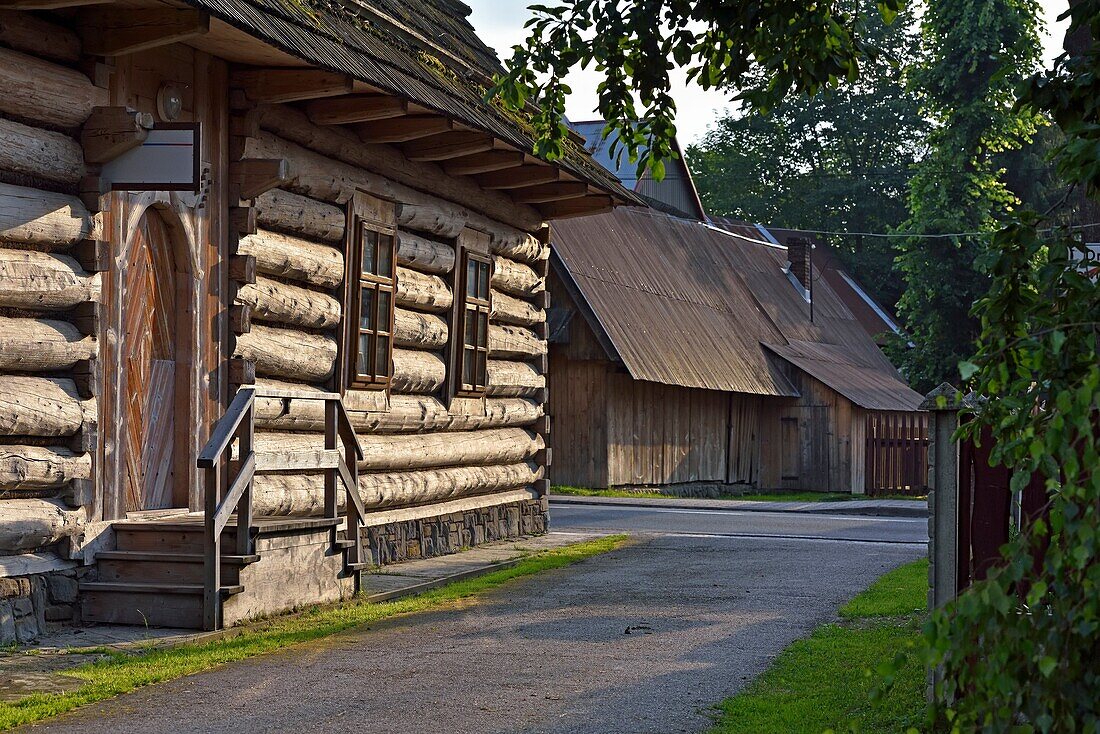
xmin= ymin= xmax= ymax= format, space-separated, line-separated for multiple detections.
xmin=121 ymin=211 xmax=188 ymax=511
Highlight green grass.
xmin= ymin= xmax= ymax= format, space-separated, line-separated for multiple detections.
xmin=551 ymin=486 xmax=926 ymax=503
xmin=707 ymin=558 xmax=929 ymax=734
xmin=0 ymin=535 xmax=629 ymax=731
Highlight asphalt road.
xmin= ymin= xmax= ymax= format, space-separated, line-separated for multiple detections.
xmin=27 ymin=506 xmax=926 ymax=734
xmin=548 ymin=500 xmax=929 ymax=545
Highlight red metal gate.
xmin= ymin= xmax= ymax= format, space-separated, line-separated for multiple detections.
xmin=864 ymin=411 xmax=929 ymax=496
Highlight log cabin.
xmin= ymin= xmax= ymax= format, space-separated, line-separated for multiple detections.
xmin=548 ymin=207 xmax=926 ymax=495
xmin=0 ymin=0 xmax=641 ymax=640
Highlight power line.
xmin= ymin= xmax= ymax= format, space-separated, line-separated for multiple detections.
xmin=725 ymin=222 xmax=1100 ymax=241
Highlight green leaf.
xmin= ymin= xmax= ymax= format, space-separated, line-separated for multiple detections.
xmin=1038 ymin=656 xmax=1057 ymax=677
xmin=1050 ymin=329 xmax=1066 ymax=354
xmin=959 ymin=361 xmax=980 ymax=381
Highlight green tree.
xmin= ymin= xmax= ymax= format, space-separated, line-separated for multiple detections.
xmin=915 ymin=3 xmax=1099 ymax=727
xmin=686 ymin=3 xmax=926 ymax=308
xmin=490 ymin=0 xmax=903 ymax=174
xmin=497 ymin=0 xmax=1098 ymax=726
xmin=890 ymin=0 xmax=1045 ymax=391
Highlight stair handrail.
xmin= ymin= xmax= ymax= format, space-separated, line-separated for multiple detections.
xmin=197 ymin=385 xmax=365 ymax=631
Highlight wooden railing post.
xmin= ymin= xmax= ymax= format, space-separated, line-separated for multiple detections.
xmin=324 ymin=398 xmax=338 ymax=524
xmin=345 ymin=435 xmax=362 ymax=568
xmin=236 ymin=403 xmax=254 ymax=556
xmin=203 ymin=460 xmax=222 ymax=631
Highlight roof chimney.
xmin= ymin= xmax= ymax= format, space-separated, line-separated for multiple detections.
xmin=786 ymin=237 xmax=812 ymax=290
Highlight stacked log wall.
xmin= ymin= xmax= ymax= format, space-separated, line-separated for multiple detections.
xmin=235 ymin=103 xmax=552 ymax=516
xmin=0 ymin=15 xmax=104 ymax=559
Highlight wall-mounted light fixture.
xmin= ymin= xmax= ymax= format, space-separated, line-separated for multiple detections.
xmin=156 ymin=83 xmax=185 ymax=122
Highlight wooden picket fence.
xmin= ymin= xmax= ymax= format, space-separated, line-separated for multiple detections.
xmin=864 ymin=411 xmax=929 ymax=496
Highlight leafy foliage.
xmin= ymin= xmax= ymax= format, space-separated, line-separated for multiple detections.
xmin=488 ymin=0 xmax=903 ymax=174
xmin=686 ymin=3 xmax=926 ymax=308
xmin=916 ymin=2 xmax=1100 ymax=729
xmin=889 ymin=0 xmax=1045 ymax=391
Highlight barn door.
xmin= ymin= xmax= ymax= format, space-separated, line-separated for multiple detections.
xmin=121 ymin=211 xmax=186 ymax=512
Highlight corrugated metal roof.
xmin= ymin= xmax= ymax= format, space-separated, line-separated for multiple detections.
xmin=551 ymin=208 xmax=799 ymax=396
xmin=181 ymin=0 xmax=642 ymax=205
xmin=552 ymin=207 xmax=922 ymax=409
xmin=764 ymin=341 xmax=925 ymax=412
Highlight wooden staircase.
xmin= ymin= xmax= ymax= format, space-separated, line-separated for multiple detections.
xmin=81 ymin=516 xmax=363 ymax=628
xmin=82 ymin=386 xmax=367 ymax=630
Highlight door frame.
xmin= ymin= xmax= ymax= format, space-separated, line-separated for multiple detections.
xmin=101 ymin=191 xmax=206 ymax=520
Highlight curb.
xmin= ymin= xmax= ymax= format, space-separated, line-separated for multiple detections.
xmin=547 ymin=495 xmax=928 ymax=519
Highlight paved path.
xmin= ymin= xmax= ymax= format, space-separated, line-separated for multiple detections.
xmin=24 ymin=508 xmax=924 ymax=734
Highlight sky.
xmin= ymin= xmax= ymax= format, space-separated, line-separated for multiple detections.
xmin=464 ymin=1 xmax=1071 ymax=145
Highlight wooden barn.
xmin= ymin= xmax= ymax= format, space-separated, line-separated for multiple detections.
xmin=548 ymin=207 xmax=926 ymax=495
xmin=0 ymin=0 xmax=639 ymax=639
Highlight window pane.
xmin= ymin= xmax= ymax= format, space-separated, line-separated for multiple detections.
xmin=377 ymin=289 xmax=391 ymax=332
xmin=358 ymin=333 xmax=372 ymax=376
xmin=360 ymin=288 xmax=375 ymax=330
xmin=462 ymin=348 xmax=475 ymax=385
xmin=377 ymin=235 xmax=393 ymax=278
xmin=375 ymin=336 xmax=390 ymax=377
xmin=464 ymin=309 xmax=477 ymax=347
xmin=477 ymin=352 xmax=487 ymax=387
xmin=466 ymin=258 xmax=477 ymax=297
xmin=478 ymin=262 xmax=489 ymax=299
xmin=477 ymin=311 xmax=488 ymax=347
xmin=361 ymin=229 xmax=376 ymax=275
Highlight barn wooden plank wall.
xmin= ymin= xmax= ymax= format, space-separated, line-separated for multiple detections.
xmin=546 ymin=285 xmax=900 ymax=493
xmin=228 ymin=99 xmax=552 ymax=515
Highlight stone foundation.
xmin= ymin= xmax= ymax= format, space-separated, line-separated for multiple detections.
xmin=361 ymin=497 xmax=549 ymax=567
xmin=0 ymin=567 xmax=90 ymax=645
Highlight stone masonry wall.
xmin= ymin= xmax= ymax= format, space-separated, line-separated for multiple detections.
xmin=1 ymin=568 xmax=90 ymax=645
xmin=362 ymin=497 xmax=549 ymax=567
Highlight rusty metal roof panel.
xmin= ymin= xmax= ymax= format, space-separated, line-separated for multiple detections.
xmin=182 ymin=0 xmax=642 ymax=204
xmin=764 ymin=341 xmax=925 ymax=412
xmin=553 ymin=208 xmax=922 ymax=408
xmin=551 ymin=208 xmax=799 ymax=396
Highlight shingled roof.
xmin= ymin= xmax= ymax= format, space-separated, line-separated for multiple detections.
xmin=551 ymin=207 xmax=924 ymax=411
xmin=181 ymin=0 xmax=642 ymax=210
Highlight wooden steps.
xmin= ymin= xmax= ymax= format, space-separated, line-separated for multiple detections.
xmin=81 ymin=516 xmax=349 ymax=629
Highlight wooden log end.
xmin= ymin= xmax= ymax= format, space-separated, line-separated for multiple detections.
xmin=229 ymin=206 xmax=257 ymax=237
xmin=78 ymin=177 xmax=105 ymax=214
xmin=537 ymin=291 xmax=551 ymax=309
xmin=535 ymin=447 xmax=552 ymax=468
xmin=533 ymin=478 xmax=550 ymax=496
xmin=71 ymin=238 xmax=109 ymax=272
xmin=71 ymin=301 xmax=101 ymax=336
xmin=229 ymin=357 xmax=256 ymax=386
xmin=230 ymin=158 xmax=291 ymax=200
xmin=72 ymin=359 xmax=98 ymax=398
xmin=229 ymin=303 xmax=252 ymax=334
xmin=229 ymin=254 xmax=257 ymax=284
xmin=81 ymin=106 xmax=153 ymax=164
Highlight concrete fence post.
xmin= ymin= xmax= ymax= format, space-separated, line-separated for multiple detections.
xmin=920 ymin=383 xmax=963 ymax=703
xmin=921 ymin=383 xmax=962 ymax=610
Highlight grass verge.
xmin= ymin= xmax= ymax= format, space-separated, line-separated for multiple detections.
xmin=707 ymin=558 xmax=928 ymax=734
xmin=0 ymin=534 xmax=629 ymax=731
xmin=552 ymin=486 xmax=925 ymax=503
